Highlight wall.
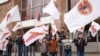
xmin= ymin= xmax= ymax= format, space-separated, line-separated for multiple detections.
xmin=0 ymin=0 xmax=21 ymax=22
xmin=0 ymin=0 xmax=21 ymax=38
xmin=0 ymin=0 xmax=14 ymax=22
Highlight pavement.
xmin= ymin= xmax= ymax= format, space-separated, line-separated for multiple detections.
xmin=10 ymin=52 xmax=100 ymax=56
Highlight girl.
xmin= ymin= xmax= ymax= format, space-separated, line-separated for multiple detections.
xmin=48 ymin=35 xmax=58 ymax=56
xmin=40 ymin=38 xmax=48 ymax=56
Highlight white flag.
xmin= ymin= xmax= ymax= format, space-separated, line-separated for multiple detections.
xmin=12 ymin=22 xmax=22 ymax=32
xmin=51 ymin=24 xmax=57 ymax=35
xmin=0 ymin=40 xmax=8 ymax=51
xmin=44 ymin=24 xmax=57 ymax=35
xmin=23 ymin=26 xmax=45 ymax=46
xmin=89 ymin=22 xmax=100 ymax=37
xmin=34 ymin=19 xmax=41 ymax=27
xmin=43 ymin=0 xmax=60 ymax=20
xmin=0 ymin=27 xmax=11 ymax=41
xmin=1 ymin=5 xmax=21 ymax=27
xmin=64 ymin=0 xmax=100 ymax=33
xmin=73 ymin=26 xmax=85 ymax=33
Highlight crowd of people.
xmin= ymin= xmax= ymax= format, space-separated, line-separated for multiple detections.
xmin=39 ymin=27 xmax=87 ymax=56
xmin=0 ymin=27 xmax=88 ymax=56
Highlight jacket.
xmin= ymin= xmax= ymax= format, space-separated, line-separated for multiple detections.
xmin=48 ymin=40 xmax=58 ymax=52
xmin=57 ymin=31 xmax=66 ymax=43
xmin=75 ymin=37 xmax=87 ymax=51
xmin=40 ymin=42 xmax=48 ymax=53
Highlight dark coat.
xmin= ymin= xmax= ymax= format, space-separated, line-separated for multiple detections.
xmin=16 ymin=37 xmax=23 ymax=45
xmin=75 ymin=37 xmax=87 ymax=52
xmin=57 ymin=31 xmax=66 ymax=43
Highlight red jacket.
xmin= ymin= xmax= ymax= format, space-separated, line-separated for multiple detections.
xmin=48 ymin=40 xmax=58 ymax=52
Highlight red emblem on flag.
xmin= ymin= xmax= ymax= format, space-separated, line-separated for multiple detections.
xmin=17 ymin=24 xmax=21 ymax=28
xmin=77 ymin=0 xmax=92 ymax=15
xmin=2 ymin=41 xmax=6 ymax=49
xmin=7 ymin=13 xmax=11 ymax=21
xmin=26 ymin=32 xmax=43 ymax=42
xmin=1 ymin=32 xmax=9 ymax=40
xmin=91 ymin=25 xmax=97 ymax=33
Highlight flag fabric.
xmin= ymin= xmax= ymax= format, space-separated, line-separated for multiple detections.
xmin=1 ymin=5 xmax=21 ymax=27
xmin=36 ymin=12 xmax=41 ymax=21
xmin=34 ymin=12 xmax=41 ymax=27
xmin=73 ymin=26 xmax=85 ymax=33
xmin=77 ymin=26 xmax=85 ymax=32
xmin=89 ymin=21 xmax=100 ymax=37
xmin=34 ymin=19 xmax=42 ymax=27
xmin=0 ymin=27 xmax=11 ymax=41
xmin=51 ymin=24 xmax=57 ymax=35
xmin=0 ymin=40 xmax=8 ymax=51
xmin=12 ymin=22 xmax=22 ymax=32
xmin=0 ymin=26 xmax=10 ymax=51
xmin=44 ymin=24 xmax=57 ymax=35
xmin=42 ymin=0 xmax=60 ymax=20
xmin=23 ymin=26 xmax=45 ymax=46
xmin=64 ymin=0 xmax=100 ymax=33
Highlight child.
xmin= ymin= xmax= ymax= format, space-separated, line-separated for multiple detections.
xmin=48 ymin=35 xmax=58 ymax=56
xmin=62 ymin=34 xmax=73 ymax=56
xmin=40 ymin=38 xmax=48 ymax=56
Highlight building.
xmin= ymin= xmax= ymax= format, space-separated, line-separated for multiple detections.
xmin=0 ymin=0 xmax=100 ymax=52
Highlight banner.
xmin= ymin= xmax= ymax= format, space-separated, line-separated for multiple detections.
xmin=64 ymin=0 xmax=100 ymax=33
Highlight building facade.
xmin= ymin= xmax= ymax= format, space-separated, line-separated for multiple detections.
xmin=0 ymin=0 xmax=100 ymax=52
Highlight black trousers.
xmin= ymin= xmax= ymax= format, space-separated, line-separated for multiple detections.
xmin=41 ymin=53 xmax=47 ymax=56
xmin=7 ymin=47 xmax=12 ymax=56
xmin=0 ymin=50 xmax=3 ymax=55
xmin=18 ymin=45 xmax=23 ymax=56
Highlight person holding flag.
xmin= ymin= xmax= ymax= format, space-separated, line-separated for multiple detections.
xmin=6 ymin=37 xmax=13 ymax=56
xmin=57 ymin=27 xmax=66 ymax=56
xmin=75 ymin=32 xmax=87 ymax=56
xmin=39 ymin=37 xmax=48 ymax=56
xmin=47 ymin=35 xmax=58 ymax=56
xmin=15 ymin=35 xmax=23 ymax=56
xmin=62 ymin=34 xmax=73 ymax=56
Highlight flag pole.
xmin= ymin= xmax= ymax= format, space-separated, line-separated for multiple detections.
xmin=96 ymin=31 xmax=99 ymax=53
xmin=85 ymin=31 xmax=89 ymax=43
xmin=42 ymin=0 xmax=45 ymax=17
xmin=20 ymin=0 xmax=24 ymax=36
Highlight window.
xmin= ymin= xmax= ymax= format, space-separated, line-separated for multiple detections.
xmin=32 ymin=0 xmax=50 ymax=18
